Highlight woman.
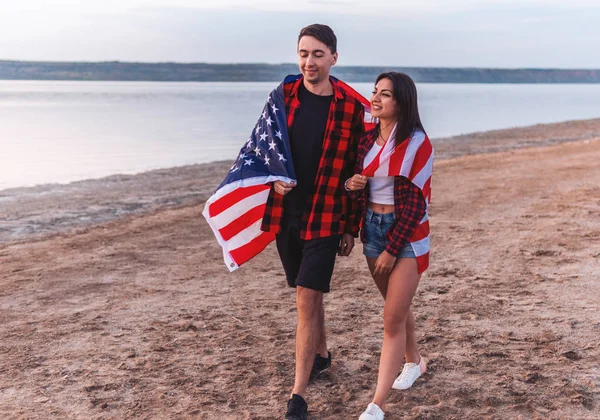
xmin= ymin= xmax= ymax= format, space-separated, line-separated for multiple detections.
xmin=345 ymin=72 xmax=434 ymax=420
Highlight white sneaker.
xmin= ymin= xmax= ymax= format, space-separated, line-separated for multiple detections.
xmin=392 ymin=357 xmax=427 ymax=390
xmin=359 ymin=402 xmax=385 ymax=420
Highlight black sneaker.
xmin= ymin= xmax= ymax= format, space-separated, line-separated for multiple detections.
xmin=309 ymin=351 xmax=332 ymax=382
xmin=285 ymin=394 xmax=308 ymax=420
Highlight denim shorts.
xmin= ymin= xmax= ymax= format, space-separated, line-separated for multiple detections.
xmin=362 ymin=207 xmax=415 ymax=259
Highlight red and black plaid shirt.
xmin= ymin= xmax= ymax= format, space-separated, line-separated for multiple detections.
xmin=349 ymin=129 xmax=427 ymax=256
xmin=260 ymin=75 xmax=365 ymax=240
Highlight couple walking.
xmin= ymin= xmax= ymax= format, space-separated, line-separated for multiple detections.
xmin=207 ymin=23 xmax=433 ymax=419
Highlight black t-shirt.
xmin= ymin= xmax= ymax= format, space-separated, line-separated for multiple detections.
xmin=284 ymin=82 xmax=333 ymax=218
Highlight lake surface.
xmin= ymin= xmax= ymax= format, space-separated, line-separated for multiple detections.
xmin=1 ymin=80 xmax=600 ymax=190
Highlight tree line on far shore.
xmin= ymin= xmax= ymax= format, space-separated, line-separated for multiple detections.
xmin=1 ymin=60 xmax=599 ymax=83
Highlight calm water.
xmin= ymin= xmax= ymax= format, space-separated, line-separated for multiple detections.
xmin=1 ymin=80 xmax=600 ymax=190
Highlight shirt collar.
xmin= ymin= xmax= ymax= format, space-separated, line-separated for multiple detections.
xmin=289 ymin=75 xmax=344 ymax=102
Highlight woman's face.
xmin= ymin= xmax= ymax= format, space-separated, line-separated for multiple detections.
xmin=370 ymin=78 xmax=397 ymax=121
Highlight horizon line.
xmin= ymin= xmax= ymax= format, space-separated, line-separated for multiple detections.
xmin=1 ymin=59 xmax=600 ymax=72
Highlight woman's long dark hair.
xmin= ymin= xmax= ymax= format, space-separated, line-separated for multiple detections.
xmin=374 ymin=72 xmax=426 ymax=145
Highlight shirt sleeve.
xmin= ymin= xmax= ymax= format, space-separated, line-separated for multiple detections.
xmin=344 ymin=153 xmax=363 ymax=202
xmin=344 ymin=161 xmax=362 ymax=201
xmin=343 ymin=102 xmax=365 ymax=237
xmin=384 ymin=177 xmax=427 ymax=256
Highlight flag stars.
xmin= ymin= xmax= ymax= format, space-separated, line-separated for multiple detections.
xmin=278 ymin=153 xmax=287 ymax=162
xmin=265 ymin=116 xmax=274 ymax=126
xmin=254 ymin=147 xmax=262 ymax=156
xmin=261 ymin=111 xmax=267 ymax=119
xmin=271 ymin=104 xmax=279 ymax=114
xmin=264 ymin=156 xmax=270 ymax=166
xmin=244 ymin=159 xmax=254 ymax=166
xmin=268 ymin=141 xmax=277 ymax=150
xmin=275 ymin=130 xmax=283 ymax=139
xmin=259 ymin=132 xmax=268 ymax=142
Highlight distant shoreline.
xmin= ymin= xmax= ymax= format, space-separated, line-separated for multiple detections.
xmin=1 ymin=60 xmax=600 ymax=83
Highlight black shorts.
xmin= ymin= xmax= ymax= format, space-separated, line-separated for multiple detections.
xmin=275 ymin=217 xmax=342 ymax=293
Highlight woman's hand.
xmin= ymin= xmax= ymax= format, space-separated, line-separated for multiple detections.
xmin=373 ymin=251 xmax=396 ymax=276
xmin=346 ymin=174 xmax=367 ymax=191
xmin=274 ymin=180 xmax=295 ymax=195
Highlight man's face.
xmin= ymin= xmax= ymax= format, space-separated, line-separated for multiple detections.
xmin=297 ymin=35 xmax=338 ymax=85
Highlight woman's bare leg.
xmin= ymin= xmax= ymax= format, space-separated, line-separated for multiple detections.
xmin=367 ymin=257 xmax=421 ymax=363
xmin=366 ymin=257 xmax=389 ymax=299
xmin=371 ymin=257 xmax=421 ymax=410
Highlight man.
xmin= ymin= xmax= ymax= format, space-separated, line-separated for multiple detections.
xmin=260 ymin=24 xmax=367 ymax=419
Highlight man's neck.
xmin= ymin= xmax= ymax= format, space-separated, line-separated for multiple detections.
xmin=303 ymin=77 xmax=333 ymax=96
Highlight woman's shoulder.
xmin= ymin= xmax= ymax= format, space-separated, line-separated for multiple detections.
xmin=408 ymin=129 xmax=434 ymax=163
xmin=409 ymin=129 xmax=432 ymax=148
xmin=359 ymin=127 xmax=377 ymax=143
xmin=409 ymin=128 xmax=426 ymax=140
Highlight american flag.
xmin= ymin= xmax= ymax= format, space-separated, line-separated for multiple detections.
xmin=202 ymin=81 xmax=296 ymax=271
xmin=362 ymin=125 xmax=434 ymax=272
xmin=203 ymin=76 xmax=375 ymax=272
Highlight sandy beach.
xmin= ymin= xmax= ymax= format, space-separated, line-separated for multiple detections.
xmin=1 ymin=119 xmax=599 ymax=419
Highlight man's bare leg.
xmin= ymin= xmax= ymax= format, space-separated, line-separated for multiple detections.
xmin=316 ymin=302 xmax=328 ymax=357
xmin=292 ymin=286 xmax=323 ymax=397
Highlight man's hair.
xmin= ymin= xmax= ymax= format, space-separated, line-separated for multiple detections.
xmin=298 ymin=24 xmax=337 ymax=54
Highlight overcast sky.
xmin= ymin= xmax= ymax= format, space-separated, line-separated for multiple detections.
xmin=1 ymin=0 xmax=599 ymax=68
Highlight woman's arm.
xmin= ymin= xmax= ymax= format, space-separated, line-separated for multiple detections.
xmin=384 ymin=177 xmax=427 ymax=256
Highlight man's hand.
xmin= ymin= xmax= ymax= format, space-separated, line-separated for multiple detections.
xmin=373 ymin=250 xmax=396 ymax=275
xmin=274 ymin=180 xmax=295 ymax=195
xmin=346 ymin=174 xmax=367 ymax=191
xmin=338 ymin=233 xmax=355 ymax=256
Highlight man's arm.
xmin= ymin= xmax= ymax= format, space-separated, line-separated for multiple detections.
xmin=343 ymin=101 xmax=366 ymax=238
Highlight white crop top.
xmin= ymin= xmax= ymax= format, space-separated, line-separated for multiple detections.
xmin=364 ymin=142 xmax=395 ymax=205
